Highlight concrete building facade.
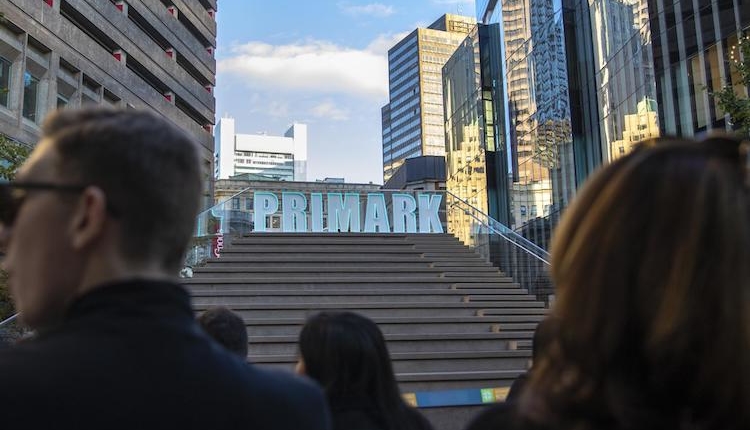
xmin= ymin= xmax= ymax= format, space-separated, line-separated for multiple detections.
xmin=215 ymin=117 xmax=307 ymax=182
xmin=0 ymin=0 xmax=217 ymax=202
xmin=381 ymin=14 xmax=475 ymax=182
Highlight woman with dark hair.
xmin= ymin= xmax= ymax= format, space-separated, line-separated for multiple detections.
xmin=468 ymin=136 xmax=750 ymax=430
xmin=297 ymin=311 xmax=434 ymax=430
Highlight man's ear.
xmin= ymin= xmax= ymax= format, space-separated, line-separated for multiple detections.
xmin=69 ymin=186 xmax=109 ymax=251
xmin=295 ymin=359 xmax=306 ymax=375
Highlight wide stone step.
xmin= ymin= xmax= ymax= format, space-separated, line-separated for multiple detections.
xmin=478 ymin=308 xmax=549 ymax=316
xmin=432 ymin=261 xmax=495 ymax=268
xmin=191 ymin=292 xmax=538 ymax=306
xmin=192 ymin=302 xmax=546 ymax=318
xmin=246 ymin=332 xmax=533 ymax=355
xmin=239 ymin=315 xmax=547 ymax=327
xmin=183 ymin=277 xmax=516 ymax=285
xmin=252 ymin=350 xmax=531 ymax=373
xmin=186 ymin=284 xmax=526 ymax=293
xmin=452 ymin=282 xmax=522 ymax=289
xmin=222 ymin=243 xmax=419 ymax=254
xmin=230 ymin=237 xmax=462 ymax=246
xmin=219 ymin=247 xmax=422 ymax=255
xmin=396 ymin=370 xmax=522 ymax=392
xmin=243 ymin=320 xmax=539 ymax=336
xmin=190 ymin=288 xmax=531 ymax=298
xmin=423 ymin=254 xmax=489 ymax=260
xmin=205 ymin=260 xmax=437 ymax=269
xmin=443 ymin=271 xmax=505 ymax=277
xmin=236 ymin=233 xmax=452 ymax=239
xmin=192 ymin=269 xmax=446 ymax=279
xmin=186 ymin=284 xmax=522 ymax=293
xmin=198 ymin=264 xmax=504 ymax=274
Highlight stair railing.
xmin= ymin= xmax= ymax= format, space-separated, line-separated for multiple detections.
xmin=442 ymin=191 xmax=554 ymax=303
xmin=0 ymin=313 xmax=24 ymax=345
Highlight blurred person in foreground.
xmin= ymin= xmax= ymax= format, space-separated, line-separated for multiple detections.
xmin=198 ymin=306 xmax=248 ymax=359
xmin=297 ymin=311 xmax=434 ymax=430
xmin=0 ymin=107 xmax=330 ymax=430
xmin=467 ymin=136 xmax=750 ymax=430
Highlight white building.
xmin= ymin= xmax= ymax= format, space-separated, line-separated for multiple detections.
xmin=215 ymin=117 xmax=308 ymax=181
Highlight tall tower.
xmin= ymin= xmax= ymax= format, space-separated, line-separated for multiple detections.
xmin=381 ymin=14 xmax=476 ymax=182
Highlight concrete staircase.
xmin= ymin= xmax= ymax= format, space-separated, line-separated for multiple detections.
xmin=182 ymin=233 xmax=547 ymax=430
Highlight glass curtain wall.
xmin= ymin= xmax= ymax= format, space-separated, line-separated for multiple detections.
xmin=444 ymin=23 xmax=511 ymax=248
xmin=481 ymin=0 xmax=576 ymax=249
xmin=649 ymin=0 xmax=749 ymax=137
xmin=590 ymin=0 xmax=660 ymax=161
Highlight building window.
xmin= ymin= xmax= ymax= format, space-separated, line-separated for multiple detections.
xmin=57 ymin=93 xmax=69 ymax=109
xmin=0 ymin=57 xmax=11 ymax=108
xmin=231 ymin=197 xmax=240 ymax=210
xmin=23 ymin=71 xmax=40 ymax=122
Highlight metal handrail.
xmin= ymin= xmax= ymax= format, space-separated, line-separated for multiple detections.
xmin=460 ymin=209 xmax=550 ymax=265
xmin=197 ymin=185 xmax=254 ymax=218
xmin=0 ymin=313 xmax=18 ymax=328
xmin=443 ymin=190 xmax=551 ymax=261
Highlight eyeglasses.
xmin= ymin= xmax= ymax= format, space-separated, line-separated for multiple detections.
xmin=1 ymin=181 xmax=93 ymax=227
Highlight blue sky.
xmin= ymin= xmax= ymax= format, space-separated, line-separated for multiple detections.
xmin=215 ymin=1 xmax=476 ymax=184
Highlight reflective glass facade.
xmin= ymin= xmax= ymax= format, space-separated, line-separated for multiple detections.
xmin=648 ymin=0 xmax=749 ymax=136
xmin=480 ymin=0 xmax=576 ymax=248
xmin=590 ymin=0 xmax=660 ymax=161
xmin=444 ymin=23 xmax=511 ymax=246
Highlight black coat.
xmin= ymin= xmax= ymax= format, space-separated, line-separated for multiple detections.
xmin=0 ymin=280 xmax=331 ymax=430
xmin=328 ymin=397 xmax=434 ymax=430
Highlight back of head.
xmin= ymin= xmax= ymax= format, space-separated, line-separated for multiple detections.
xmin=299 ymin=312 xmax=427 ymax=430
xmin=42 ymin=107 xmax=202 ymax=273
xmin=198 ymin=306 xmax=248 ymax=358
xmin=523 ymin=136 xmax=750 ymax=430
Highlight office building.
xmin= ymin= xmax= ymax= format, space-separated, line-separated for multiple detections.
xmin=0 ymin=0 xmax=217 ymax=168
xmin=215 ymin=117 xmax=307 ymax=181
xmin=476 ymin=0 xmax=575 ymax=248
xmin=443 ymin=23 xmax=510 ymax=237
xmin=649 ymin=0 xmax=749 ymax=136
xmin=381 ymin=13 xmax=475 ymax=182
xmin=383 ymin=155 xmax=446 ymax=191
xmin=475 ymin=0 xmax=691 ymax=248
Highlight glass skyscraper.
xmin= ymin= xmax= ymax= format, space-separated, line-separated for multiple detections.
xmin=381 ymin=14 xmax=476 ymax=182
xmin=443 ymin=23 xmax=511 ymax=245
xmin=478 ymin=0 xmax=576 ymax=248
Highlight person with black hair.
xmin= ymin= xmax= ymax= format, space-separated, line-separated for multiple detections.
xmin=297 ymin=311 xmax=434 ymax=430
xmin=198 ymin=306 xmax=249 ymax=359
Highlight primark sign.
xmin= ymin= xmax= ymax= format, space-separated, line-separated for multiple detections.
xmin=250 ymin=191 xmax=444 ymax=234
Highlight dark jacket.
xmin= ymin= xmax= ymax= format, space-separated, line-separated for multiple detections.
xmin=0 ymin=280 xmax=331 ymax=430
xmin=466 ymin=402 xmax=519 ymax=430
xmin=328 ymin=396 xmax=433 ymax=430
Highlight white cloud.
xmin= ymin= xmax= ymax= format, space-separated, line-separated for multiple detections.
xmin=338 ymin=2 xmax=395 ymax=17
xmin=218 ymin=38 xmax=392 ymax=100
xmin=310 ymin=101 xmax=350 ymax=121
xmin=366 ymin=31 xmax=412 ymax=55
xmin=266 ymin=101 xmax=290 ymax=118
